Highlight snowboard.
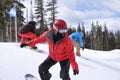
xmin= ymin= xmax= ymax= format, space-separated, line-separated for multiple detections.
xmin=25 ymin=74 xmax=40 ymax=80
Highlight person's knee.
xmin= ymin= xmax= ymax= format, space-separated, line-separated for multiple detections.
xmin=38 ymin=64 xmax=44 ymax=73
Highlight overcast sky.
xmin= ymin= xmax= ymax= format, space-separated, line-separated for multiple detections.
xmin=21 ymin=0 xmax=120 ymax=31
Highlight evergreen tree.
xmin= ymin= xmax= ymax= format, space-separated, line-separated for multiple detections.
xmin=85 ymin=31 xmax=91 ymax=49
xmin=0 ymin=0 xmax=12 ymax=41
xmin=108 ymin=31 xmax=116 ymax=50
xmin=90 ymin=21 xmax=97 ymax=49
xmin=115 ymin=30 xmax=120 ymax=49
xmin=0 ymin=0 xmax=25 ymax=42
xmin=35 ymin=0 xmax=47 ymax=34
xmin=77 ymin=22 xmax=81 ymax=32
xmin=81 ymin=22 xmax=86 ymax=47
xmin=67 ymin=28 xmax=72 ymax=35
xmin=29 ymin=0 xmax=33 ymax=21
xmin=46 ymin=0 xmax=58 ymax=28
xmin=10 ymin=0 xmax=25 ymax=42
xmin=72 ymin=27 xmax=76 ymax=32
xmin=96 ymin=24 xmax=103 ymax=50
xmin=103 ymin=23 xmax=109 ymax=50
xmin=15 ymin=0 xmax=26 ymax=41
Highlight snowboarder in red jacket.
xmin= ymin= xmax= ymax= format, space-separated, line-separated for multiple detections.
xmin=18 ymin=21 xmax=37 ymax=48
xmin=23 ymin=19 xmax=79 ymax=80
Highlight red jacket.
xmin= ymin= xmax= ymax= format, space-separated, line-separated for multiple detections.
xmin=27 ymin=29 xmax=79 ymax=71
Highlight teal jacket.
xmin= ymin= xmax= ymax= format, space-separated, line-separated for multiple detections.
xmin=69 ymin=32 xmax=84 ymax=48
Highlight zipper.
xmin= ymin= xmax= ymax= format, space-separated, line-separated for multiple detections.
xmin=53 ymin=43 xmax=59 ymax=61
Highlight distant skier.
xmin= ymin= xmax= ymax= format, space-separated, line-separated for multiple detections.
xmin=18 ymin=21 xmax=37 ymax=48
xmin=21 ymin=19 xmax=79 ymax=80
xmin=69 ymin=31 xmax=84 ymax=56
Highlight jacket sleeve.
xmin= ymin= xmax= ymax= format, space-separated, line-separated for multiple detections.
xmin=78 ymin=33 xmax=84 ymax=48
xmin=27 ymin=31 xmax=48 ymax=47
xmin=66 ymin=36 xmax=79 ymax=71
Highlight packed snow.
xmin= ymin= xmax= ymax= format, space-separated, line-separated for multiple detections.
xmin=0 ymin=42 xmax=120 ymax=80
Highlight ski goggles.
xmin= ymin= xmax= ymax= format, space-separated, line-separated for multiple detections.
xmin=54 ymin=26 xmax=67 ymax=33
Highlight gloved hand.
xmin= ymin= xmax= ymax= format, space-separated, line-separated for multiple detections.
xmin=73 ymin=70 xmax=79 ymax=75
xmin=20 ymin=43 xmax=28 ymax=48
xmin=31 ymin=46 xmax=38 ymax=49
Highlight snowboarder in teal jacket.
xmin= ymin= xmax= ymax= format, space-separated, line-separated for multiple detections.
xmin=69 ymin=31 xmax=84 ymax=56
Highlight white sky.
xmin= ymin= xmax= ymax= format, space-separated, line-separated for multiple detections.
xmin=21 ymin=0 xmax=120 ymax=32
xmin=0 ymin=43 xmax=120 ymax=80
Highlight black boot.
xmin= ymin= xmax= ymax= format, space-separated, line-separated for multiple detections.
xmin=39 ymin=71 xmax=52 ymax=80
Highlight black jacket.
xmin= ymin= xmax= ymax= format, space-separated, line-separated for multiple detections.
xmin=18 ymin=24 xmax=36 ymax=34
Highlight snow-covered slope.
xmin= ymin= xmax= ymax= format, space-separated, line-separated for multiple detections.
xmin=0 ymin=42 xmax=120 ymax=80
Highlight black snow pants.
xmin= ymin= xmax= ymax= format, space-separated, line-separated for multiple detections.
xmin=38 ymin=56 xmax=71 ymax=80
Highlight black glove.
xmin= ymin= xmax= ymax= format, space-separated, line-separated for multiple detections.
xmin=82 ymin=47 xmax=84 ymax=50
xmin=73 ymin=70 xmax=79 ymax=75
xmin=31 ymin=46 xmax=38 ymax=49
xmin=20 ymin=43 xmax=28 ymax=48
